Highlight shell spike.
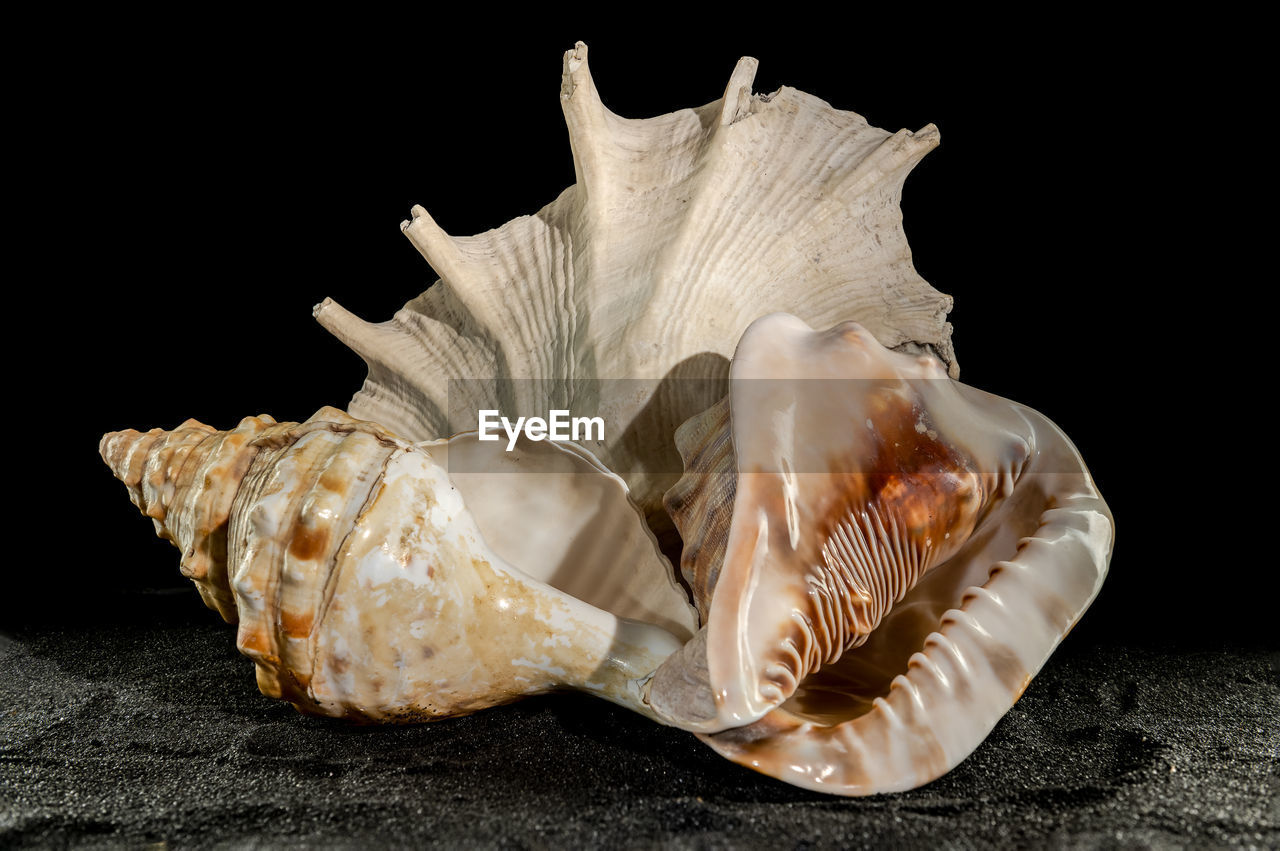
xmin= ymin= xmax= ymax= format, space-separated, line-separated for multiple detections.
xmin=559 ymin=40 xmax=591 ymax=99
xmin=400 ymin=205 xmax=465 ymax=284
xmin=832 ymin=124 xmax=940 ymax=203
xmin=718 ymin=56 xmax=759 ymax=127
xmin=313 ymin=297 xmax=377 ymax=351
xmin=559 ymin=40 xmax=617 ymax=202
xmin=399 ymin=204 xmax=510 ymax=337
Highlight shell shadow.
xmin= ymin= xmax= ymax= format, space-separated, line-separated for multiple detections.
xmin=611 ymin=351 xmax=729 ymax=559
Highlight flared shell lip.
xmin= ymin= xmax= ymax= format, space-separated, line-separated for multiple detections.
xmin=648 ymin=314 xmax=1113 ymax=796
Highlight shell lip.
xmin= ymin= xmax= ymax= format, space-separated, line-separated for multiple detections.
xmin=649 ymin=315 xmax=1113 ymax=769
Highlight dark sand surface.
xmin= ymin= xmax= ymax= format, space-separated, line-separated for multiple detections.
xmin=3 ymin=613 xmax=1275 ymax=848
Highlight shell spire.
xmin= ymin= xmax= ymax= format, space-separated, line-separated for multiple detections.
xmin=100 ymin=413 xmax=280 ymax=621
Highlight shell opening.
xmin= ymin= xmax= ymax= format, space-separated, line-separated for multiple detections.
xmin=652 ymin=315 xmax=1112 ymax=794
xmin=430 ymin=433 xmax=697 ymax=641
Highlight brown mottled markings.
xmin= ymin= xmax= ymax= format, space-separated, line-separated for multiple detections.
xmin=318 ymin=464 xmax=350 ymax=495
xmin=398 ymin=520 xmax=422 ymax=566
xmin=239 ymin=627 xmax=270 ymax=655
xmin=280 ymin=608 xmax=314 ymax=638
xmin=288 ymin=524 xmax=330 ymax=561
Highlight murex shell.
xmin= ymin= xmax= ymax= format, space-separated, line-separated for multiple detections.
xmin=313 ymin=41 xmax=954 ymax=526
xmin=101 ymin=42 xmax=1113 ymax=795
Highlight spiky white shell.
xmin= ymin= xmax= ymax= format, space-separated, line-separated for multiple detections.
xmin=315 ymin=42 xmax=955 ymax=525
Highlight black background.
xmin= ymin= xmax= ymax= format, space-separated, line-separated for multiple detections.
xmin=12 ymin=18 xmax=1252 ymax=647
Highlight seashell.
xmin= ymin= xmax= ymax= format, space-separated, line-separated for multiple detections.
xmin=100 ymin=406 xmax=697 ymax=721
xmin=646 ymin=313 xmax=1114 ymax=794
xmin=97 ymin=42 xmax=1114 ymax=798
xmin=313 ymin=41 xmax=955 ymax=525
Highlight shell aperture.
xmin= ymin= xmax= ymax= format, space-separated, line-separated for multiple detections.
xmin=649 ymin=314 xmax=1113 ymax=793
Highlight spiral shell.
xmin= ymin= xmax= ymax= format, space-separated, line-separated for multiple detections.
xmin=101 ymin=407 xmax=696 ymax=721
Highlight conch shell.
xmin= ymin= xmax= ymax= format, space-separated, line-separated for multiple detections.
xmin=99 ymin=42 xmax=1114 ymax=797
xmin=100 ymin=406 xmax=696 ymax=721
xmin=648 ymin=314 xmax=1114 ymax=793
xmin=314 ymin=41 xmax=954 ymax=523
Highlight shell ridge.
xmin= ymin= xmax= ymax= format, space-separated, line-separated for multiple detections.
xmin=230 ymin=426 xmax=302 ymax=700
xmin=293 ymin=432 xmax=396 ymax=696
xmin=306 ymin=442 xmax=403 ymax=702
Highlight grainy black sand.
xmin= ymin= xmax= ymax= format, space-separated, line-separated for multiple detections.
xmin=3 ymin=613 xmax=1276 ymax=848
